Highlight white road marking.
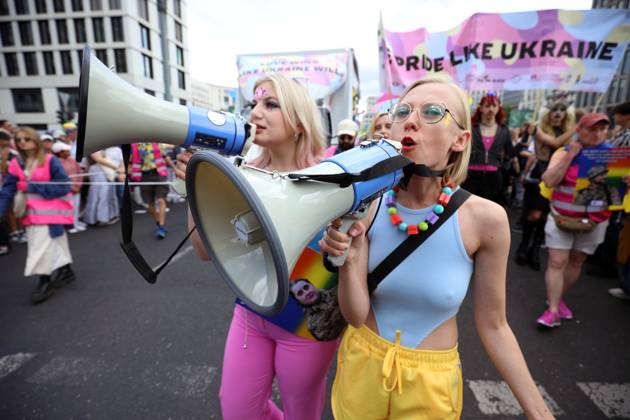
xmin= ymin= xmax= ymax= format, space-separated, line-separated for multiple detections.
xmin=27 ymin=356 xmax=113 ymax=386
xmin=578 ymin=382 xmax=630 ymax=418
xmin=0 ymin=353 xmax=37 ymax=378
xmin=468 ymin=379 xmax=564 ymax=416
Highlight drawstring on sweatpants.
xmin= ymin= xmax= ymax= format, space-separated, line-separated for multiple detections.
xmin=382 ymin=329 xmax=403 ymax=394
xmin=242 ymin=309 xmax=249 ymax=350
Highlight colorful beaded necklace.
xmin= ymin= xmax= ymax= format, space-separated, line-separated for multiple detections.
xmin=385 ymin=184 xmax=455 ymax=235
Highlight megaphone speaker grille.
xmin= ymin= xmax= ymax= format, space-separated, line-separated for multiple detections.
xmin=187 ymin=152 xmax=289 ymax=315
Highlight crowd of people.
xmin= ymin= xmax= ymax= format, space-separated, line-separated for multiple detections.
xmin=0 ymin=119 xmax=183 ymax=302
xmin=2 ymin=76 xmax=629 ymax=418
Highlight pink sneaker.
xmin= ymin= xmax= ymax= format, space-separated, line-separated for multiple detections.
xmin=558 ymin=300 xmax=573 ymax=320
xmin=537 ymin=309 xmax=561 ymax=328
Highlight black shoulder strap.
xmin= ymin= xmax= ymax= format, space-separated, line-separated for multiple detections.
xmin=367 ymin=188 xmax=471 ymax=294
xmin=119 ymin=144 xmax=194 ymax=284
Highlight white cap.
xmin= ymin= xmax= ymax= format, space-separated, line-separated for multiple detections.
xmin=51 ymin=142 xmax=71 ymax=153
xmin=41 ymin=134 xmax=54 ymax=142
xmin=336 ymin=119 xmax=359 ymax=137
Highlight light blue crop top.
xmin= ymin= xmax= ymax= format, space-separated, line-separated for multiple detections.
xmin=367 ymin=195 xmax=474 ymax=348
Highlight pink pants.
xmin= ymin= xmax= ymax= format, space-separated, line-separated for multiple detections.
xmin=219 ymin=305 xmax=339 ymax=420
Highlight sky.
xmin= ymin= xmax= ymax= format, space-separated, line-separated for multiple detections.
xmin=186 ymin=0 xmax=592 ymax=105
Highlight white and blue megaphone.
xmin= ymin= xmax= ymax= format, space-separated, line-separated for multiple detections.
xmin=76 ymin=45 xmax=254 ymax=166
xmin=186 ymin=139 xmax=410 ymax=316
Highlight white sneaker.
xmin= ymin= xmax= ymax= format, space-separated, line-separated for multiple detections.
xmin=608 ymin=288 xmax=630 ymax=300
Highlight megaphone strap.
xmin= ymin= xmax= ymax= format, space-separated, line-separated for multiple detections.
xmin=287 ymin=155 xmax=412 ymax=188
xmin=119 ymin=144 xmax=195 ymax=284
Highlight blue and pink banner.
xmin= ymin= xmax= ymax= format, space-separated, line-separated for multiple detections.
xmin=237 ymin=51 xmax=349 ymax=102
xmin=379 ymin=9 xmax=630 ymax=94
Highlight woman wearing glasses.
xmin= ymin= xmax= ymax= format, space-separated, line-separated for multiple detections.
xmin=320 ymin=76 xmax=553 ymax=419
xmin=0 ymin=127 xmax=76 ymax=304
xmin=516 ymin=100 xmax=576 ymax=271
xmin=462 ymin=93 xmax=513 ymax=206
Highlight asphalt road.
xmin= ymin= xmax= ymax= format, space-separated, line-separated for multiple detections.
xmin=1 ymin=201 xmax=629 ymax=419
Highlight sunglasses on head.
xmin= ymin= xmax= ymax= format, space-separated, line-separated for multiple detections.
xmin=15 ymin=137 xmax=33 ymax=143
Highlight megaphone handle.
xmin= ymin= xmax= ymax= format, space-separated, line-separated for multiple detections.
xmin=327 ymin=206 xmax=369 ymax=267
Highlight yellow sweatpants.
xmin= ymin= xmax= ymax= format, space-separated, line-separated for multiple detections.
xmin=332 ymin=325 xmax=462 ymax=420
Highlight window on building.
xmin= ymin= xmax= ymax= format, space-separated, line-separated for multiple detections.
xmin=18 ymin=21 xmax=33 ymax=45
xmin=176 ymin=46 xmax=184 ymax=66
xmin=71 ymin=0 xmax=83 ymax=11
xmin=617 ymin=78 xmax=627 ymax=103
xmin=140 ymin=24 xmax=151 ymax=50
xmin=179 ymin=98 xmax=187 ymax=105
xmin=76 ymin=48 xmax=83 ymax=65
xmin=55 ymin=19 xmax=69 ymax=44
xmin=0 ymin=0 xmax=9 ymax=15
xmin=43 ymin=51 xmax=56 ymax=74
xmin=174 ymin=20 xmax=182 ymax=42
xmin=60 ymin=50 xmax=73 ymax=74
xmin=90 ymin=0 xmax=102 ymax=10
xmin=142 ymin=53 xmax=153 ymax=78
xmin=38 ymin=20 xmax=51 ymax=44
xmin=92 ymin=17 xmax=105 ymax=42
xmin=95 ymin=49 xmax=107 ymax=65
xmin=73 ymin=19 xmax=86 ymax=43
xmin=53 ymin=0 xmax=65 ymax=12
xmin=178 ymin=70 xmax=185 ymax=89
xmin=24 ymin=52 xmax=38 ymax=75
xmin=14 ymin=0 xmax=29 ymax=14
xmin=58 ymin=87 xmax=80 ymax=114
xmin=621 ymin=50 xmax=630 ymax=75
xmin=113 ymin=48 xmax=126 ymax=72
xmin=144 ymin=89 xmax=155 ymax=96
xmin=173 ymin=0 xmax=181 ymax=17
xmin=111 ymin=16 xmax=124 ymax=41
xmin=109 ymin=0 xmax=121 ymax=9
xmin=12 ymin=89 xmax=45 ymax=113
xmin=4 ymin=52 xmax=19 ymax=75
xmin=34 ymin=0 xmax=47 ymax=13
xmin=0 ymin=22 xmax=13 ymax=46
xmin=138 ymin=0 xmax=148 ymax=21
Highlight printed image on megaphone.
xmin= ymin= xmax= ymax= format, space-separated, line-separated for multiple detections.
xmin=186 ymin=139 xmax=410 ymax=315
xmin=76 ymin=45 xmax=255 ymax=180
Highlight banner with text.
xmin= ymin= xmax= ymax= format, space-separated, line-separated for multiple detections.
xmin=237 ymin=51 xmax=349 ymax=102
xmin=379 ymin=9 xmax=630 ymax=94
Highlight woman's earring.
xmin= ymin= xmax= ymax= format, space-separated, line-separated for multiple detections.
xmin=294 ymin=133 xmax=300 ymax=141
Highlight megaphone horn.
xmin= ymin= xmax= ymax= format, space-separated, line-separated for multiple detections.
xmin=186 ymin=139 xmax=408 ymax=316
xmin=76 ymin=45 xmax=254 ymax=162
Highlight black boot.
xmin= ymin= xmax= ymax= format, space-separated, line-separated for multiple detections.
xmin=528 ymin=219 xmax=546 ymax=271
xmin=31 ymin=275 xmax=55 ymax=304
xmin=515 ymin=219 xmax=535 ymax=266
xmin=52 ymin=264 xmax=76 ymax=287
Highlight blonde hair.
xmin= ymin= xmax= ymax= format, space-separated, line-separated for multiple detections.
xmin=398 ymin=75 xmax=472 ymax=186
xmin=368 ymin=112 xmax=391 ymax=139
xmin=14 ymin=126 xmax=46 ymax=166
xmin=539 ymin=99 xmax=575 ymax=142
xmin=248 ymin=74 xmax=326 ymax=170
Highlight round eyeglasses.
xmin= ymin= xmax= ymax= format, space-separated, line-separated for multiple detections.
xmin=389 ymin=102 xmax=466 ymax=130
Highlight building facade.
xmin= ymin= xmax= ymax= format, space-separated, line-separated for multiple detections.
xmin=0 ymin=0 xmax=189 ymax=130
xmin=189 ymin=78 xmax=236 ymax=113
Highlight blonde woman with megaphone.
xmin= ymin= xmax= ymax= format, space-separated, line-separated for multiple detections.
xmin=320 ymin=76 xmax=554 ymax=419
xmin=175 ymin=74 xmax=339 ymax=420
